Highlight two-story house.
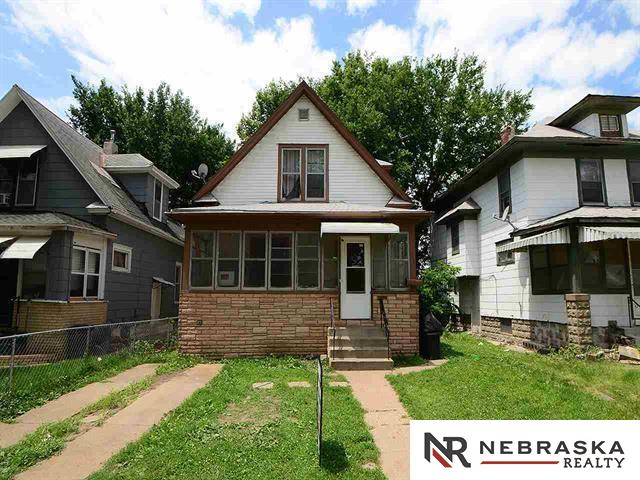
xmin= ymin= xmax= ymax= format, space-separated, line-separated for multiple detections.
xmin=170 ymin=82 xmax=429 ymax=368
xmin=0 ymin=85 xmax=184 ymax=334
xmin=432 ymin=94 xmax=640 ymax=348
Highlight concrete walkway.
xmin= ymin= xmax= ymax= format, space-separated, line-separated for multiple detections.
xmin=342 ymin=370 xmax=411 ymax=480
xmin=17 ymin=364 xmax=222 ymax=480
xmin=0 ymin=363 xmax=160 ymax=448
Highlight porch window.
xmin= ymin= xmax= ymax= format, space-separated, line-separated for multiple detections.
xmin=269 ymin=232 xmax=293 ymax=289
xmin=627 ymin=160 xmax=640 ymax=205
xmin=306 ymin=148 xmax=326 ymax=199
xmin=174 ymin=262 xmax=182 ymax=303
xmin=498 ymin=169 xmax=511 ymax=217
xmin=577 ymin=159 xmax=605 ymax=205
xmin=15 ymin=157 xmax=38 ymax=206
xmin=243 ymin=232 xmax=267 ymax=288
xmin=372 ymin=234 xmax=387 ymax=289
xmin=451 ymin=222 xmax=460 ymax=255
xmin=296 ymin=232 xmax=319 ymax=289
xmin=389 ymin=233 xmax=409 ymax=289
xmin=321 ymin=234 xmax=339 ymax=289
xmin=216 ymin=232 xmax=240 ymax=288
xmin=281 ymin=148 xmax=301 ymax=200
xmin=580 ymin=240 xmax=628 ymax=293
xmin=630 ymin=241 xmax=640 ymax=294
xmin=153 ymin=179 xmax=163 ymax=221
xmin=190 ymin=231 xmax=215 ymax=288
xmin=530 ymin=245 xmax=570 ymax=294
xmin=70 ymin=247 xmax=101 ymax=298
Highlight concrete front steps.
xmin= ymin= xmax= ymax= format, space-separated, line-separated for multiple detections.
xmin=328 ymin=326 xmax=393 ymax=370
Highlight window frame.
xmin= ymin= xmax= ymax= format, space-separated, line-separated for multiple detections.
xmin=152 ymin=178 xmax=164 ymax=221
xmin=496 ymin=239 xmax=515 ymax=266
xmin=268 ymin=231 xmax=294 ymax=290
xmin=599 ymin=114 xmax=622 ymax=137
xmin=242 ymin=231 xmax=268 ymax=290
xmin=295 ymin=231 xmax=321 ymax=290
xmin=579 ymin=240 xmax=630 ymax=294
xmin=278 ymin=144 xmax=328 ymax=203
xmin=321 ymin=234 xmax=340 ymax=291
xmin=626 ymin=159 xmax=640 ymax=206
xmin=111 ymin=243 xmax=132 ymax=273
xmin=298 ymin=108 xmax=309 ymax=121
xmin=497 ymin=168 xmax=512 ymax=217
xmin=576 ymin=158 xmax=607 ymax=206
xmin=529 ymin=244 xmax=571 ymax=295
xmin=189 ymin=230 xmax=215 ymax=290
xmin=70 ymin=246 xmax=102 ymax=299
xmin=451 ymin=222 xmax=460 ymax=256
xmin=305 ymin=147 xmax=328 ymax=201
xmin=215 ymin=230 xmax=242 ymax=290
xmin=174 ymin=262 xmax=182 ymax=303
xmin=388 ymin=232 xmax=410 ymax=291
xmin=14 ymin=156 xmax=40 ymax=207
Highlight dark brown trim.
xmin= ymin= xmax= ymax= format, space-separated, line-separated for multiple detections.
xmin=277 ymin=144 xmax=329 ymax=202
xmin=193 ymin=81 xmax=412 ymax=202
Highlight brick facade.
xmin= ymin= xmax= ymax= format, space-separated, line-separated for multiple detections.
xmin=178 ymin=291 xmax=419 ymax=358
xmin=565 ymin=293 xmax=592 ymax=346
xmin=13 ymin=300 xmax=108 ymax=332
xmin=480 ymin=316 xmax=568 ymax=349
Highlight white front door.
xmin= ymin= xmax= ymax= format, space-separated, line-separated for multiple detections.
xmin=340 ymin=236 xmax=371 ymax=319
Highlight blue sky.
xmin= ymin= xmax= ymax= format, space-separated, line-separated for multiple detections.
xmin=1 ymin=0 xmax=639 ymax=138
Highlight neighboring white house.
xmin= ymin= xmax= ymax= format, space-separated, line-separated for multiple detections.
xmin=432 ymin=94 xmax=640 ymax=348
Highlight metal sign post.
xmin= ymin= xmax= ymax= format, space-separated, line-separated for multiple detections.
xmin=316 ymin=356 xmax=323 ymax=465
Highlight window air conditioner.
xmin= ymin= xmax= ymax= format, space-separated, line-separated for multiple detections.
xmin=217 ymin=271 xmax=236 ymax=287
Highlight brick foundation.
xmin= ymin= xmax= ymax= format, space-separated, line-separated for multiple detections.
xmin=178 ymin=291 xmax=419 ymax=358
xmin=480 ymin=316 xmax=568 ymax=349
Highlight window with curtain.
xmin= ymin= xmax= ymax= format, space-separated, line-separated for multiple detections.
xmin=281 ymin=149 xmax=301 ymax=200
xmin=243 ymin=232 xmax=267 ymax=288
xmin=216 ymin=231 xmax=240 ymax=288
xmin=322 ymin=234 xmax=339 ymax=289
xmin=498 ymin=169 xmax=511 ymax=217
xmin=190 ymin=231 xmax=214 ymax=288
xmin=371 ymin=234 xmax=387 ymax=289
xmin=270 ymin=232 xmax=293 ymax=288
xmin=306 ymin=148 xmax=326 ymax=199
xmin=70 ymin=247 xmax=101 ymax=297
xmin=389 ymin=233 xmax=409 ymax=289
xmin=297 ymin=232 xmax=319 ymax=289
xmin=578 ymin=159 xmax=605 ymax=204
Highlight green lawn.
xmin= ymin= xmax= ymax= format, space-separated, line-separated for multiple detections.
xmin=388 ymin=332 xmax=640 ymax=420
xmin=90 ymin=358 xmax=384 ymax=480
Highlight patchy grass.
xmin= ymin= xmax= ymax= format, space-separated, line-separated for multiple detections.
xmin=388 ymin=333 xmax=640 ymax=420
xmin=91 ymin=357 xmax=384 ymax=480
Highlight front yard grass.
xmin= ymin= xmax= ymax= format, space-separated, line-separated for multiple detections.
xmin=388 ymin=332 xmax=640 ymax=420
xmin=91 ymin=357 xmax=384 ymax=480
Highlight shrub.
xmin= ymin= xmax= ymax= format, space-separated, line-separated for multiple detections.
xmin=419 ymin=260 xmax=460 ymax=316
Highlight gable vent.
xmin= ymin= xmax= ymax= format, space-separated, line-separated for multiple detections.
xmin=298 ymin=108 xmax=309 ymax=121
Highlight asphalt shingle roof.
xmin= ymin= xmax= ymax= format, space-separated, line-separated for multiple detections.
xmin=0 ymin=211 xmax=114 ymax=236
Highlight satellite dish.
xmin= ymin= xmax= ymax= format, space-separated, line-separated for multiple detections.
xmin=501 ymin=205 xmax=511 ymax=222
xmin=197 ymin=163 xmax=209 ymax=179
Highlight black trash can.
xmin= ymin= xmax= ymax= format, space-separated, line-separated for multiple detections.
xmin=419 ymin=312 xmax=444 ymax=360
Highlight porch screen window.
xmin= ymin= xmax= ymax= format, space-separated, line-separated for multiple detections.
xmin=599 ymin=114 xmax=621 ymax=136
xmin=0 ymin=163 xmax=12 ymax=204
xmin=578 ymin=159 xmax=604 ymax=204
xmin=281 ymin=149 xmax=301 ymax=200
xmin=530 ymin=245 xmax=569 ymax=294
xmin=372 ymin=234 xmax=387 ymax=289
xmin=296 ymin=232 xmax=319 ymax=289
xmin=191 ymin=231 xmax=214 ymax=288
xmin=389 ymin=233 xmax=409 ymax=289
xmin=498 ymin=169 xmax=511 ymax=217
xmin=243 ymin=232 xmax=267 ymax=288
xmin=22 ymin=249 xmax=47 ymax=299
xmin=630 ymin=242 xmax=640 ymax=294
xmin=217 ymin=232 xmax=240 ymax=288
xmin=451 ymin=222 xmax=460 ymax=255
xmin=15 ymin=157 xmax=38 ymax=206
xmin=628 ymin=160 xmax=640 ymax=204
xmin=581 ymin=241 xmax=627 ymax=292
xmin=306 ymin=149 xmax=325 ymax=199
xmin=71 ymin=247 xmax=101 ymax=298
xmin=322 ymin=234 xmax=339 ymax=289
xmin=153 ymin=179 xmax=163 ymax=221
xmin=270 ymin=232 xmax=293 ymax=288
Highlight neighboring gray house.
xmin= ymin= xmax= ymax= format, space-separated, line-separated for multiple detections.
xmin=0 ymin=85 xmax=184 ymax=333
xmin=432 ymin=94 xmax=640 ymax=348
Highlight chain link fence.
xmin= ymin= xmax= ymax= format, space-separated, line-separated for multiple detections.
xmin=0 ymin=317 xmax=178 ymax=395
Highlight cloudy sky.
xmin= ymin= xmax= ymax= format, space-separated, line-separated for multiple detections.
xmin=1 ymin=0 xmax=639 ymax=138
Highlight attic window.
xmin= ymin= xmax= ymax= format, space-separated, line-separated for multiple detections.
xmin=599 ymin=114 xmax=621 ymax=137
xmin=298 ymin=108 xmax=309 ymax=121
xmin=153 ymin=179 xmax=163 ymax=221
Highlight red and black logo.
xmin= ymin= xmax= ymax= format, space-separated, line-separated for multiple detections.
xmin=424 ymin=433 xmax=471 ymax=468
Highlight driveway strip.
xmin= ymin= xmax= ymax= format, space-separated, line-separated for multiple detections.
xmin=16 ymin=363 xmax=222 ymax=480
xmin=0 ymin=363 xmax=160 ymax=448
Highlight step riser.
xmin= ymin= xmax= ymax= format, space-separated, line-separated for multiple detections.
xmin=330 ymin=360 xmax=393 ymax=371
xmin=330 ymin=338 xmax=388 ymax=348
xmin=330 ymin=349 xmax=389 ymax=359
xmin=328 ymin=327 xmax=385 ymax=338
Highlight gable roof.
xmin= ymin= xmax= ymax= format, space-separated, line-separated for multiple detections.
xmin=0 ymin=85 xmax=183 ymax=245
xmin=194 ymin=81 xmax=412 ymax=203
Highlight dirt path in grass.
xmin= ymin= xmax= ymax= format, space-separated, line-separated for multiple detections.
xmin=16 ymin=364 xmax=222 ymax=480
xmin=342 ymin=370 xmax=411 ymax=480
xmin=0 ymin=363 xmax=159 ymax=448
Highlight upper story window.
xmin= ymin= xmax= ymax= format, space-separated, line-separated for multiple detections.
xmin=279 ymin=145 xmax=328 ymax=202
xmin=298 ymin=108 xmax=309 ymax=121
xmin=0 ymin=156 xmax=39 ymax=207
xmin=628 ymin=160 xmax=640 ymax=205
xmin=451 ymin=221 xmax=460 ymax=256
xmin=152 ymin=179 xmax=163 ymax=221
xmin=577 ymin=159 xmax=605 ymax=205
xmin=599 ymin=114 xmax=622 ymax=137
xmin=497 ymin=169 xmax=511 ymax=217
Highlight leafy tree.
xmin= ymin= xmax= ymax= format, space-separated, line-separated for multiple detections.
xmin=69 ymin=77 xmax=235 ymax=206
xmin=419 ymin=261 xmax=461 ymax=317
xmin=237 ymin=52 xmax=533 ymax=264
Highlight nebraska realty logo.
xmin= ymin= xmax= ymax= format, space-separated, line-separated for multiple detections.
xmin=410 ymin=421 xmax=640 ymax=479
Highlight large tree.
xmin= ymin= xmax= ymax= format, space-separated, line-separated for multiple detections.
xmin=237 ymin=52 xmax=533 ymax=264
xmin=69 ymin=77 xmax=235 ymax=205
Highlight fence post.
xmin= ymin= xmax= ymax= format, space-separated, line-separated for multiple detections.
xmin=130 ymin=323 xmax=136 ymax=350
xmin=84 ymin=326 xmax=92 ymax=358
xmin=8 ymin=337 xmax=16 ymax=391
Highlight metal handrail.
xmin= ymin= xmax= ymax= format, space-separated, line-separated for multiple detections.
xmin=627 ymin=296 xmax=640 ymax=327
xmin=379 ymin=298 xmax=391 ymax=360
xmin=329 ymin=299 xmax=336 ymax=360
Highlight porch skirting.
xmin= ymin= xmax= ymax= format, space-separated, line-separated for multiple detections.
xmin=178 ymin=291 xmax=419 ymax=358
xmin=13 ymin=300 xmax=108 ymax=333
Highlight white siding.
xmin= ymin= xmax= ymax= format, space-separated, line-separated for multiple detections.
xmin=604 ymin=158 xmax=631 ymax=206
xmin=572 ymin=114 xmax=599 ymax=136
xmin=212 ymin=96 xmax=393 ymax=205
xmin=522 ymin=158 xmax=579 ymax=222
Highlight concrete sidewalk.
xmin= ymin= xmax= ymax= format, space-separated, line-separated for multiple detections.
xmin=342 ymin=370 xmax=411 ymax=480
xmin=17 ymin=364 xmax=223 ymax=480
xmin=0 ymin=363 xmax=160 ymax=448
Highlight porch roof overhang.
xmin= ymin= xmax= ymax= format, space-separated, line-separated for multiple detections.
xmin=0 ymin=145 xmax=46 ymax=159
xmin=497 ymin=227 xmax=570 ymax=253
xmin=320 ymin=222 xmax=399 ymax=236
xmin=0 ymin=236 xmax=49 ymax=259
xmin=579 ymin=226 xmax=640 ymax=243
xmin=0 ymin=212 xmax=117 ymax=239
xmin=0 ymin=236 xmax=15 ymax=245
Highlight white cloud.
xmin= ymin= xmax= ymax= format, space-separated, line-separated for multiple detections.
xmin=207 ymin=0 xmax=261 ymax=20
xmin=348 ymin=20 xmax=415 ymax=60
xmin=2 ymin=51 xmax=37 ymax=72
xmin=611 ymin=0 xmax=640 ymax=26
xmin=346 ymin=0 xmax=378 ymax=15
xmin=8 ymin=0 xmax=335 ymax=138
xmin=309 ymin=0 xmax=334 ymax=10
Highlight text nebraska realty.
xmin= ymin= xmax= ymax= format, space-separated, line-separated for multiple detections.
xmin=427 ymin=434 xmax=626 ymax=469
